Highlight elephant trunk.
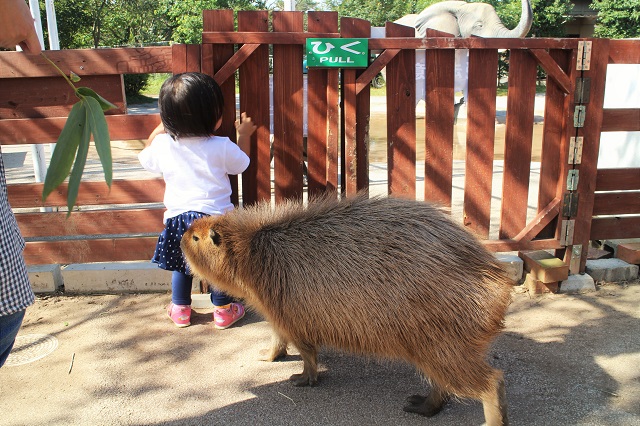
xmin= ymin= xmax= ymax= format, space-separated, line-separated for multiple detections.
xmin=496 ymin=0 xmax=532 ymax=38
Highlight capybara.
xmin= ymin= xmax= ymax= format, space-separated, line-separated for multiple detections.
xmin=181 ymin=193 xmax=512 ymax=425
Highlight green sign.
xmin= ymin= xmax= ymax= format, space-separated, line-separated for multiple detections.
xmin=306 ymin=38 xmax=368 ymax=68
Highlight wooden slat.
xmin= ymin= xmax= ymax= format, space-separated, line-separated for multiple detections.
xmin=593 ymin=192 xmax=640 ymax=215
xmin=238 ymin=11 xmax=271 ymax=205
xmin=23 ymin=237 xmax=158 ymax=265
xmin=355 ymin=48 xmax=400 ymax=95
xmin=424 ymin=29 xmax=455 ymax=206
xmin=214 ymin=44 xmax=259 ymax=86
xmin=0 ymin=114 xmax=159 ymax=144
xmin=590 ymin=216 xmax=640 ymax=240
xmin=0 ymin=47 xmax=173 ymax=78
xmin=601 ymin=109 xmax=640 ymax=132
xmin=340 ymin=50 xmax=358 ymax=195
xmin=203 ymin=10 xmax=240 ymax=206
xmin=572 ymin=38 xmax=610 ymax=272
xmin=327 ymin=64 xmax=340 ymax=193
xmin=0 ymin=75 xmax=126 ymax=119
xmin=272 ymin=11 xmax=304 ymax=202
xmin=386 ymin=22 xmax=416 ymax=199
xmin=306 ymin=11 xmax=339 ymax=197
xmin=16 ymin=209 xmax=164 ymax=238
xmin=499 ymin=49 xmax=537 ymax=239
xmin=596 ymin=168 xmax=640 ymax=191
xmin=8 ymin=179 xmax=164 ymax=208
xmin=537 ymin=49 xmax=574 ymax=240
xmin=483 ymin=238 xmax=562 ymax=252
xmin=608 ymin=39 xmax=640 ymax=64
xmin=463 ymin=48 xmax=498 ymax=237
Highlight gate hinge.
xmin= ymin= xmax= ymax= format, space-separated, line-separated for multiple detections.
xmin=577 ymin=41 xmax=592 ymax=71
xmin=574 ymin=77 xmax=591 ymax=104
xmin=574 ymin=106 xmax=586 ymax=127
xmin=563 ymin=192 xmax=579 ymax=217
xmin=567 ymin=169 xmax=580 ymax=191
xmin=569 ymin=137 xmax=583 ymax=164
xmin=560 ymin=219 xmax=575 ymax=246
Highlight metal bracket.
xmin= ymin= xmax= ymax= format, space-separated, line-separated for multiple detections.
xmin=577 ymin=41 xmax=592 ymax=71
xmin=560 ymin=220 xmax=575 ymax=246
xmin=563 ymin=193 xmax=579 ymax=217
xmin=569 ymin=137 xmax=583 ymax=164
xmin=567 ymin=169 xmax=580 ymax=191
xmin=574 ymin=77 xmax=591 ymax=104
xmin=574 ymin=106 xmax=586 ymax=127
xmin=570 ymin=244 xmax=583 ymax=274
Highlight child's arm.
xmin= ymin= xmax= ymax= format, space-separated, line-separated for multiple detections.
xmin=145 ymin=122 xmax=165 ymax=148
xmin=235 ymin=112 xmax=257 ymax=156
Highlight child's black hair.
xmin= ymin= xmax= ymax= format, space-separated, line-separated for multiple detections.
xmin=158 ymin=72 xmax=224 ymax=139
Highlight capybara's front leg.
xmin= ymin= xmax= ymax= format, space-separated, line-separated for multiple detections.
xmin=260 ymin=332 xmax=288 ymax=362
xmin=482 ymin=373 xmax=509 ymax=426
xmin=403 ymin=382 xmax=448 ymax=417
xmin=289 ymin=341 xmax=318 ymax=387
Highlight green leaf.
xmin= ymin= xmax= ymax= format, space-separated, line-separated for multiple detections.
xmin=76 ymin=87 xmax=117 ymax=112
xmin=66 ymin=107 xmax=91 ymax=214
xmin=70 ymin=71 xmax=81 ymax=83
xmin=42 ymin=102 xmax=86 ymax=201
xmin=84 ymin=96 xmax=112 ymax=186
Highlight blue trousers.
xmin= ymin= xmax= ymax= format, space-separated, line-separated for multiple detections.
xmin=0 ymin=309 xmax=26 ymax=368
xmin=171 ymin=271 xmax=233 ymax=307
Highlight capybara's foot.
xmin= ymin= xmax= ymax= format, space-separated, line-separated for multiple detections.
xmin=403 ymin=394 xmax=445 ymax=417
xmin=259 ymin=345 xmax=288 ymax=362
xmin=290 ymin=372 xmax=317 ymax=387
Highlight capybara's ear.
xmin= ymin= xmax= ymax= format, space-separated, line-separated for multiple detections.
xmin=210 ymin=229 xmax=221 ymax=246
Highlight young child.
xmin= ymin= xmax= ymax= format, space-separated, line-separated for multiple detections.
xmin=139 ymin=72 xmax=256 ymax=329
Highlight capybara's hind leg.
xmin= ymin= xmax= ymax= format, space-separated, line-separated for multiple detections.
xmin=289 ymin=341 xmax=318 ymax=387
xmin=260 ymin=332 xmax=288 ymax=362
xmin=403 ymin=382 xmax=448 ymax=417
xmin=482 ymin=372 xmax=508 ymax=426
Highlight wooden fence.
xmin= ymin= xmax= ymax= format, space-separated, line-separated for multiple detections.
xmin=0 ymin=10 xmax=638 ymax=274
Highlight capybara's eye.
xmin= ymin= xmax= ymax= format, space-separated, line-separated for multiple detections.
xmin=193 ymin=235 xmax=199 ymax=242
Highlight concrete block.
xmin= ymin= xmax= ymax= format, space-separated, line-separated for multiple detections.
xmin=27 ymin=264 xmax=62 ymax=293
xmin=63 ymin=261 xmax=172 ymax=293
xmin=495 ymin=253 xmax=524 ymax=283
xmin=559 ymin=274 xmax=596 ymax=293
xmin=586 ymin=258 xmax=639 ymax=283
xmin=524 ymin=273 xmax=558 ymax=295
xmin=519 ymin=250 xmax=569 ymax=283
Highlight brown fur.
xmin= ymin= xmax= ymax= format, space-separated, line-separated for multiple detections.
xmin=181 ymin=193 xmax=512 ymax=425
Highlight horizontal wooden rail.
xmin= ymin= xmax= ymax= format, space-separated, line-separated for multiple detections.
xmin=0 ymin=114 xmax=159 ymax=144
xmin=593 ymin=192 xmax=640 ymax=215
xmin=23 ymin=237 xmax=157 ymax=265
xmin=591 ymin=216 xmax=640 ymax=240
xmin=609 ymin=40 xmax=640 ymax=64
xmin=8 ymin=179 xmax=164 ymax=208
xmin=16 ymin=208 xmax=164 ymax=238
xmin=0 ymin=46 xmax=173 ymax=78
xmin=601 ymin=109 xmax=640 ymax=132
xmin=596 ymin=168 xmax=640 ymax=191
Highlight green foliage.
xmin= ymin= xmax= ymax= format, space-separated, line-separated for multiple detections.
xmin=592 ymin=0 xmax=640 ymax=39
xmin=40 ymin=54 xmax=116 ymax=213
xmin=123 ymin=74 xmax=150 ymax=97
xmin=333 ymin=0 xmax=420 ymax=26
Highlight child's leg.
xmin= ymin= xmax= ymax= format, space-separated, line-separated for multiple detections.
xmin=167 ymin=271 xmax=193 ymax=327
xmin=172 ymin=271 xmax=193 ymax=305
xmin=211 ymin=289 xmax=245 ymax=330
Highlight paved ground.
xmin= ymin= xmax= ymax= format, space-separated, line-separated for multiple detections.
xmin=1 ymin=279 xmax=639 ymax=426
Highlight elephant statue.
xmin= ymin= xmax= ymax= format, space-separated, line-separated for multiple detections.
xmin=381 ymin=0 xmax=532 ymax=108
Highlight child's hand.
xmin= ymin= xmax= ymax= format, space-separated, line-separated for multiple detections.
xmin=235 ymin=112 xmax=257 ymax=137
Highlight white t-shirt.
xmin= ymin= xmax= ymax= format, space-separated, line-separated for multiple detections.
xmin=138 ymin=133 xmax=250 ymax=222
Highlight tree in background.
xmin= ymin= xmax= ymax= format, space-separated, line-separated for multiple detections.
xmin=591 ymin=0 xmax=640 ymax=39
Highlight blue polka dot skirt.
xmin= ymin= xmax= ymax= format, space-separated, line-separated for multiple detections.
xmin=152 ymin=211 xmax=209 ymax=274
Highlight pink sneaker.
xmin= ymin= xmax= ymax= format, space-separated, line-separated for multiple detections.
xmin=167 ymin=302 xmax=191 ymax=327
xmin=213 ymin=303 xmax=245 ymax=329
